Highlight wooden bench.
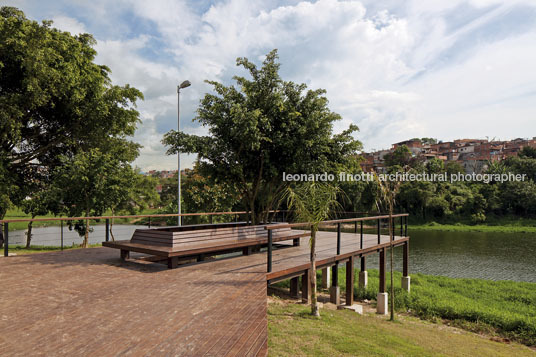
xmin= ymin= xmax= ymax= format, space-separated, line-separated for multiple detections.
xmin=103 ymin=223 xmax=309 ymax=269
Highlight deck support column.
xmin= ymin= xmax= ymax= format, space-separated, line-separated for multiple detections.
xmin=359 ymin=256 xmax=368 ymax=289
xmin=377 ymin=248 xmax=388 ymax=314
xmin=167 ymin=256 xmax=179 ymax=269
xmin=330 ymin=263 xmax=340 ymax=305
xmin=302 ymin=269 xmax=311 ymax=304
xmin=346 ymin=256 xmax=354 ymax=306
xmin=290 ymin=277 xmax=300 ymax=298
xmin=120 ymin=249 xmax=130 ymax=261
xmin=402 ymin=241 xmax=410 ymax=292
xmin=321 ymin=267 xmax=331 ymax=289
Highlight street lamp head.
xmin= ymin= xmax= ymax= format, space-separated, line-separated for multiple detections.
xmin=179 ymin=80 xmax=191 ymax=90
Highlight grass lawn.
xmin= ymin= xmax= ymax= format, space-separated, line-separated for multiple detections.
xmin=274 ymin=268 xmax=536 ymax=347
xmin=6 ymin=243 xmax=102 ymax=255
xmin=268 ymin=299 xmax=535 ymax=356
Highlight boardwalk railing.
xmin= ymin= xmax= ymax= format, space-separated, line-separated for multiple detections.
xmin=0 ymin=210 xmax=288 ymax=257
xmin=265 ymin=213 xmax=409 ymax=273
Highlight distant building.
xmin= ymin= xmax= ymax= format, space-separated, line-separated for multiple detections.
xmin=360 ymin=137 xmax=536 ymax=174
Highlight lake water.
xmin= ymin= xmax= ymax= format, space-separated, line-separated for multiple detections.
xmin=365 ymin=229 xmax=536 ymax=283
xmin=6 ymin=225 xmax=536 ymax=283
xmin=6 ymin=224 xmax=142 ymax=247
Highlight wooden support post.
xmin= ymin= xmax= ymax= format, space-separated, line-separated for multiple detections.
xmin=330 ymin=263 xmax=340 ymax=305
xmin=359 ymin=256 xmax=368 ymax=289
xmin=168 ymin=256 xmax=179 ymax=269
xmin=120 ymin=249 xmax=130 ymax=261
xmin=321 ymin=267 xmax=331 ymax=289
xmin=402 ymin=241 xmax=411 ymax=292
xmin=379 ymin=248 xmax=386 ymax=293
xmin=302 ymin=269 xmax=311 ymax=304
xmin=346 ymin=256 xmax=354 ymax=306
xmin=403 ymin=241 xmax=409 ymax=276
xmin=332 ymin=263 xmax=338 ymax=288
xmin=290 ymin=277 xmax=300 ymax=298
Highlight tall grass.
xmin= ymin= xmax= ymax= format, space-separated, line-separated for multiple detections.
xmin=274 ymin=268 xmax=536 ymax=346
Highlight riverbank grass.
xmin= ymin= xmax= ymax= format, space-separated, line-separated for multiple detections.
xmin=411 ymin=216 xmax=536 ymax=233
xmin=275 ymin=269 xmax=536 ymax=346
xmin=268 ymin=299 xmax=535 ymax=356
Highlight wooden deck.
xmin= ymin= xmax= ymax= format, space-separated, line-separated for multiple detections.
xmin=0 ymin=230 xmax=407 ymax=356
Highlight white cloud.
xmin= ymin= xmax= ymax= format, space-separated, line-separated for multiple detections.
xmin=6 ymin=0 xmax=536 ymax=169
xmin=50 ymin=15 xmax=87 ymax=34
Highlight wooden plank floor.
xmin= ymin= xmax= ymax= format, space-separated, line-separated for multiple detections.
xmin=0 ymin=230 xmax=407 ymax=356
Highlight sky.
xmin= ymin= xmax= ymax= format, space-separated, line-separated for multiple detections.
xmin=5 ymin=0 xmax=536 ymax=171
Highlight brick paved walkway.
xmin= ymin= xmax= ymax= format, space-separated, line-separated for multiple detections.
xmin=0 ymin=230 xmax=407 ymax=356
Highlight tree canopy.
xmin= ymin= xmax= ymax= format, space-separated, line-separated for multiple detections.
xmin=0 ymin=7 xmax=143 ymax=217
xmin=163 ymin=49 xmax=361 ymax=224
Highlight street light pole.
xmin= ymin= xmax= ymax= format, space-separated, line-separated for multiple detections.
xmin=177 ymin=80 xmax=191 ymax=226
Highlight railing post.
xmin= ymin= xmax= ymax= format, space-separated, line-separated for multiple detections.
xmin=61 ymin=220 xmax=64 ymax=251
xmin=360 ymin=221 xmax=363 ymax=249
xmin=336 ymin=222 xmax=341 ymax=255
xmin=148 ymin=216 xmax=152 ymax=229
xmin=105 ymin=218 xmax=110 ymax=242
xmin=405 ymin=215 xmax=408 ymax=236
xmin=377 ymin=218 xmax=381 ymax=244
xmin=267 ymin=229 xmax=273 ymax=273
xmin=3 ymin=222 xmax=8 ymax=257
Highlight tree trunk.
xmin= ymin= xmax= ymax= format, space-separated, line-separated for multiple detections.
xmin=83 ymin=208 xmax=90 ymax=248
xmin=389 ymin=212 xmax=395 ymax=321
xmin=110 ymin=208 xmax=116 ymax=241
xmin=25 ymin=220 xmax=34 ymax=249
xmin=310 ymin=228 xmax=320 ymax=317
xmin=0 ymin=209 xmax=5 ymax=249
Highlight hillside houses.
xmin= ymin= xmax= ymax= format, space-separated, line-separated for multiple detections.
xmin=361 ymin=137 xmax=536 ymax=174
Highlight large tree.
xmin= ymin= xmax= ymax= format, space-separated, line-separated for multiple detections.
xmin=0 ymin=7 xmax=142 ymax=217
xmin=163 ymin=50 xmax=361 ymax=224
